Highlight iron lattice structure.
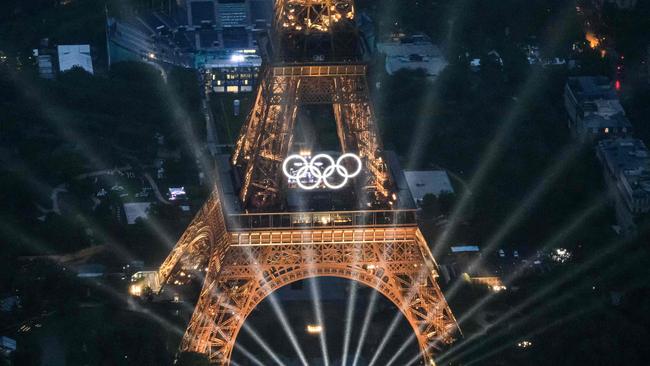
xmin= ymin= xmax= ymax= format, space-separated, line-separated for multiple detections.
xmin=272 ymin=0 xmax=359 ymax=61
xmin=232 ymin=64 xmax=393 ymax=208
xmin=154 ymin=0 xmax=458 ymax=364
xmin=158 ymin=190 xmax=458 ymax=365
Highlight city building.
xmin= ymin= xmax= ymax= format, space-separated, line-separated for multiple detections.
xmin=596 ymin=138 xmax=650 ymax=235
xmin=440 ymin=244 xmax=490 ymax=284
xmin=33 ymin=41 xmax=94 ymax=78
xmin=57 ymin=44 xmax=94 ymax=74
xmin=574 ymin=98 xmax=631 ymax=139
xmin=594 ymin=0 xmax=638 ymax=10
xmin=33 ymin=39 xmax=57 ymax=79
xmin=106 ymin=17 xmax=171 ymax=65
xmin=107 ymin=0 xmax=268 ymax=93
xmin=564 ymin=76 xmax=631 ymax=139
xmin=0 ymin=336 xmax=16 ymax=358
xmin=36 ymin=53 xmax=55 ymax=79
xmin=198 ymin=50 xmax=261 ymax=93
xmin=191 ymin=0 xmax=263 ymax=93
xmin=377 ymin=34 xmax=447 ymax=78
xmin=404 ymin=170 xmax=455 ymax=207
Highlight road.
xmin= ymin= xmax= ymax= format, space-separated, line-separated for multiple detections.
xmin=204 ymin=95 xmax=220 ymax=156
xmin=143 ymin=172 xmax=171 ymax=204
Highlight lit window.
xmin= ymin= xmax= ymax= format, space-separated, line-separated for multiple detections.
xmin=604 ymin=127 xmax=609 ymax=134
xmin=226 ymin=85 xmax=239 ymax=93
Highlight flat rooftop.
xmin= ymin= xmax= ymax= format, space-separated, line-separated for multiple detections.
xmin=566 ymin=76 xmax=617 ymax=102
xmin=582 ymin=112 xmax=632 ymax=130
xmin=57 ymin=44 xmax=93 ymax=74
xmin=597 ymin=138 xmax=650 ymax=202
xmin=377 ymin=34 xmax=447 ymax=77
xmin=404 ymin=170 xmax=455 ymax=206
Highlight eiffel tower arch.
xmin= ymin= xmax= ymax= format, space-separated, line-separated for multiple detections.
xmin=146 ymin=0 xmax=459 ymax=364
xmin=156 ymin=189 xmax=458 ymax=365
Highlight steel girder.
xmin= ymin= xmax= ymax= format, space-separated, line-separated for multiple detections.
xmin=273 ymin=0 xmax=358 ymax=61
xmin=232 ymin=64 xmax=393 ymax=209
xmin=157 ymin=189 xmax=230 ymax=289
xmin=178 ymin=225 xmax=457 ymax=365
xmin=156 ymin=189 xmax=457 ymax=365
xmin=156 ymin=2 xmax=458 ymax=362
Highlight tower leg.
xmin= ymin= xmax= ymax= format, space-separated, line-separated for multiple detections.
xmin=179 ymin=228 xmax=457 ymax=365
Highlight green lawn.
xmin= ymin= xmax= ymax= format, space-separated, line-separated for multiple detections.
xmin=208 ymin=92 xmax=253 ymax=146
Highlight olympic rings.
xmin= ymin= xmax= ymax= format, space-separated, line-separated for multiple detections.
xmin=282 ymin=153 xmax=362 ymax=190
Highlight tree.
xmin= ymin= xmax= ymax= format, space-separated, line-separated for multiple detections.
xmin=420 ymin=192 xmax=456 ymax=219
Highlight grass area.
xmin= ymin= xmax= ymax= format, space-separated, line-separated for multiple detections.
xmin=208 ymin=92 xmax=253 ymax=145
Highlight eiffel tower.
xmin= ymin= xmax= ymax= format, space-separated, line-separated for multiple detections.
xmin=148 ymin=1 xmax=459 ymax=364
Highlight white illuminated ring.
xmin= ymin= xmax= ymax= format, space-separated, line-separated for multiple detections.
xmin=282 ymin=154 xmax=308 ymax=180
xmin=322 ymin=164 xmax=348 ymax=189
xmin=337 ymin=153 xmax=362 ymax=177
xmin=282 ymin=153 xmax=362 ymax=190
xmin=309 ymin=154 xmax=336 ymax=179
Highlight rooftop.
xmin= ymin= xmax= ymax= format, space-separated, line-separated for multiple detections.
xmin=451 ymin=245 xmax=480 ymax=253
xmin=597 ymin=138 xmax=650 ymax=199
xmin=585 ymin=98 xmax=625 ymax=117
xmin=377 ymin=34 xmax=447 ymax=77
xmin=566 ymin=76 xmax=617 ymax=103
xmin=404 ymin=170 xmax=455 ymax=206
xmin=108 ymin=0 xmax=270 ymax=66
xmin=57 ymin=44 xmax=93 ymax=74
xmin=582 ymin=111 xmax=632 ymax=131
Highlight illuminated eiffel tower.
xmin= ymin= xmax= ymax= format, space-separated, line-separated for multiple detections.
xmin=148 ymin=1 xmax=458 ymax=364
